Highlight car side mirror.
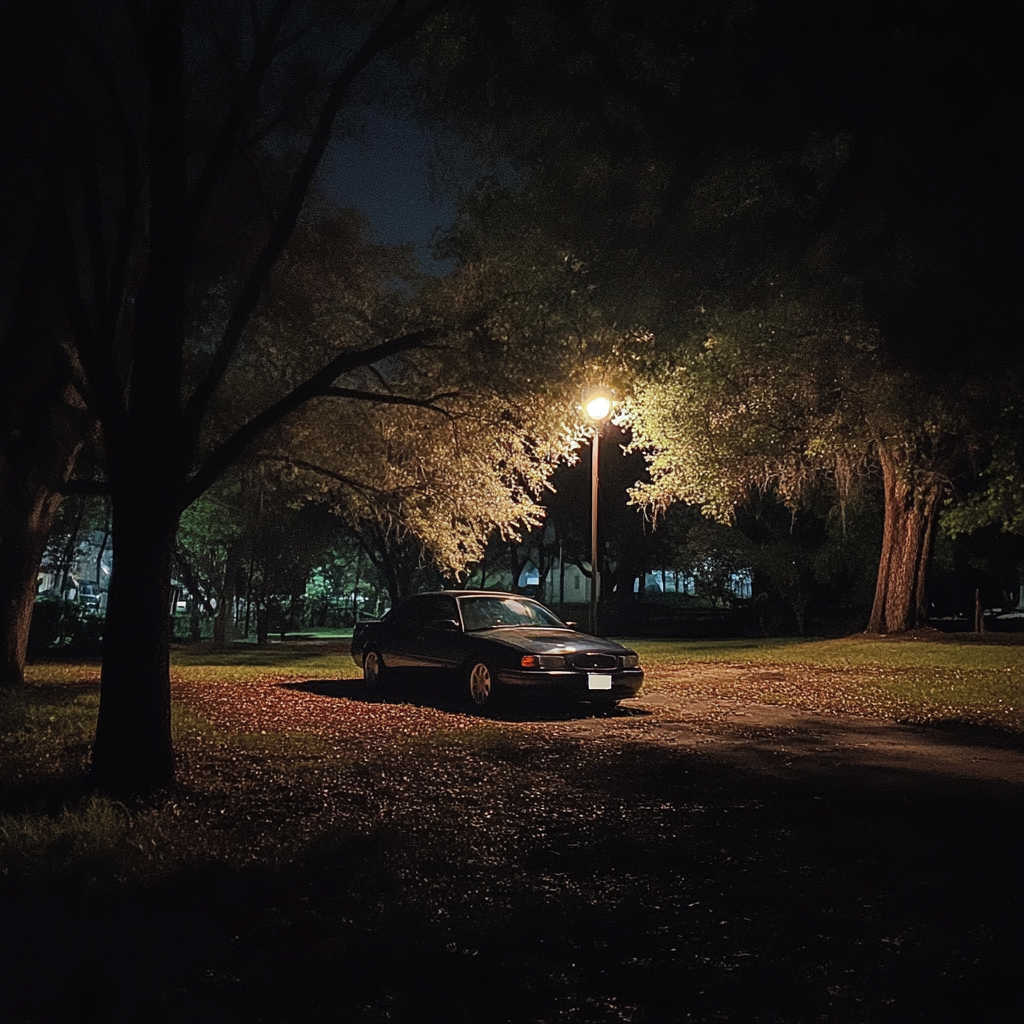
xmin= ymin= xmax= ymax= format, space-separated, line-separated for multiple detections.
xmin=564 ymin=621 xmax=578 ymax=630
xmin=429 ymin=618 xmax=461 ymax=631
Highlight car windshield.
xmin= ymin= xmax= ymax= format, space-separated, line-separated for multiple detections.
xmin=460 ymin=596 xmax=566 ymax=632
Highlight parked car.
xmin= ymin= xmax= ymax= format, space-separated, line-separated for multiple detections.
xmin=77 ymin=581 xmax=103 ymax=613
xmin=351 ymin=590 xmax=644 ymax=710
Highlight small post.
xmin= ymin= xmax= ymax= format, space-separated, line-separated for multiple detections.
xmin=590 ymin=426 xmax=599 ymax=634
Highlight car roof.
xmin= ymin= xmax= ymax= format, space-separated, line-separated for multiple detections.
xmin=406 ymin=590 xmax=530 ymax=600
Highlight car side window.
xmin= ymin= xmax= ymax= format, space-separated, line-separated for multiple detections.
xmin=387 ymin=598 xmax=425 ymax=629
xmin=423 ymin=596 xmax=459 ymax=626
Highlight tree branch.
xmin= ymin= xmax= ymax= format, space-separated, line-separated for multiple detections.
xmin=83 ymin=39 xmax=141 ymax=349
xmin=186 ymin=0 xmax=294 ymax=231
xmin=320 ymin=386 xmax=460 ymax=416
xmin=47 ymin=191 xmax=128 ymax=434
xmin=180 ymin=0 xmax=447 ymax=452
xmin=182 ymin=327 xmax=437 ymax=508
xmin=173 ymin=544 xmax=217 ymax=618
xmin=261 ymin=456 xmax=388 ymax=499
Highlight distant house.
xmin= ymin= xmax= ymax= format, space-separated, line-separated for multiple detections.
xmin=517 ymin=561 xmax=752 ymax=605
xmin=635 ymin=568 xmax=753 ymax=600
xmin=518 ymin=560 xmax=593 ymax=603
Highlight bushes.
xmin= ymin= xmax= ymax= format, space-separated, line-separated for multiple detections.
xmin=27 ymin=597 xmax=104 ymax=658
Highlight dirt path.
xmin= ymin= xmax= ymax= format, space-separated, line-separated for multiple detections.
xmin=175 ymin=660 xmax=1024 ymax=792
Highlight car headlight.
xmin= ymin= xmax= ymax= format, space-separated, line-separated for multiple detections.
xmin=620 ymin=654 xmax=640 ymax=669
xmin=520 ymin=654 xmax=567 ymax=669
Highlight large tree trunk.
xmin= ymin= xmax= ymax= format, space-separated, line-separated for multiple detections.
xmin=90 ymin=4 xmax=187 ymax=793
xmin=0 ymin=227 xmax=90 ymax=686
xmin=0 ymin=380 xmax=88 ymax=687
xmin=91 ymin=489 xmax=179 ymax=793
xmin=213 ymin=543 xmax=242 ymax=643
xmin=0 ymin=485 xmax=64 ymax=687
xmin=867 ymin=446 xmax=944 ymax=634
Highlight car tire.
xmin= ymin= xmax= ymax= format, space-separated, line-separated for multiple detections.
xmin=363 ymin=649 xmax=387 ymax=686
xmin=467 ymin=661 xmax=498 ymax=710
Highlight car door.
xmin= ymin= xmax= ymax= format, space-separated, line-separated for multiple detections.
xmin=379 ymin=597 xmax=427 ymax=668
xmin=415 ymin=594 xmax=463 ymax=671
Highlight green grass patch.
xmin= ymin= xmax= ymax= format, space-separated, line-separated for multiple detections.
xmin=23 ymin=662 xmax=101 ymax=685
xmin=170 ymin=640 xmax=360 ymax=682
xmin=629 ymin=635 xmax=1024 ymax=732
xmin=0 ymin=685 xmax=170 ymax=891
xmin=1 ymin=683 xmax=100 ymax=807
xmin=0 ymin=793 xmax=160 ymax=887
xmin=628 ymin=635 xmax=1024 ymax=671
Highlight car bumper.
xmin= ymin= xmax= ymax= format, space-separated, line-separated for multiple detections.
xmin=496 ymin=668 xmax=644 ymax=699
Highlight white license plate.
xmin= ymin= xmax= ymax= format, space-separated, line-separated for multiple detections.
xmin=588 ymin=673 xmax=613 ymax=690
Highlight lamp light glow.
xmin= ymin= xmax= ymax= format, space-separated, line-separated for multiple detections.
xmin=586 ymin=395 xmax=612 ymax=421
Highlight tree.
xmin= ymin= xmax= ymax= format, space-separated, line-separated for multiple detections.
xmin=174 ymin=472 xmax=251 ymax=642
xmin=941 ymin=399 xmax=1024 ymax=540
xmin=259 ymin=238 xmax=641 ymax=596
xmin=623 ymin=294 xmax=1014 ymax=634
xmin=428 ymin=3 xmax=1022 ymax=635
xmin=0 ymin=358 xmax=92 ymax=684
xmin=2 ymin=0 xmax=460 ymax=791
xmin=0 ymin=175 xmax=97 ymax=684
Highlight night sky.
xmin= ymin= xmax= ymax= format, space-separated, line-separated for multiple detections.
xmin=321 ymin=113 xmax=455 ymax=269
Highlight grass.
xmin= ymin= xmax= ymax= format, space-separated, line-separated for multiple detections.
xmin=21 ymin=632 xmax=1024 ymax=731
xmin=1 ymin=683 xmax=100 ymax=807
xmin=169 ymin=645 xmax=355 ymax=673
xmin=3 ymin=635 xmax=1023 ymax=1023
xmin=628 ymin=634 xmax=1024 ymax=671
xmin=0 ymin=684 xmax=164 ymax=893
xmin=624 ymin=635 xmax=1024 ymax=732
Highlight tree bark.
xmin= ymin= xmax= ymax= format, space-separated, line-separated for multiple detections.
xmin=213 ymin=543 xmax=242 ymax=643
xmin=867 ymin=445 xmax=944 ymax=634
xmin=0 ymin=486 xmax=64 ymax=687
xmin=0 ymin=382 xmax=88 ymax=687
xmin=0 ymin=224 xmax=91 ymax=686
xmin=89 ymin=2 xmax=187 ymax=793
xmin=91 ymin=491 xmax=178 ymax=793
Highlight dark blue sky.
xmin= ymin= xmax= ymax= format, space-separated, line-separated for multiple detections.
xmin=321 ymin=114 xmax=456 ymax=269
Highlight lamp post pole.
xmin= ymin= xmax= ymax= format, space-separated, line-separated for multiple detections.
xmin=584 ymin=393 xmax=611 ymax=634
xmin=590 ymin=423 xmax=600 ymax=634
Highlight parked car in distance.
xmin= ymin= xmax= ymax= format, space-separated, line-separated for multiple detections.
xmin=351 ymin=590 xmax=644 ymax=710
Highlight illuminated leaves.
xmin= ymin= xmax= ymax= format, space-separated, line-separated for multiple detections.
xmin=252 ymin=230 xmax=646 ymax=580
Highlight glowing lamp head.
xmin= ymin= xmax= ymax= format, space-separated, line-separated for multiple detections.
xmin=585 ymin=395 xmax=612 ymax=422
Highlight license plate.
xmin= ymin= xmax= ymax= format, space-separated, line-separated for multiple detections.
xmin=588 ymin=673 xmax=613 ymax=690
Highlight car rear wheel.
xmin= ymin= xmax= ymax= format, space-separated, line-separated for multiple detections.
xmin=467 ymin=661 xmax=497 ymax=709
xmin=363 ymin=649 xmax=386 ymax=686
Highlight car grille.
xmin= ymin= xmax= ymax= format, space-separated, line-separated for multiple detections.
xmin=569 ymin=653 xmax=618 ymax=671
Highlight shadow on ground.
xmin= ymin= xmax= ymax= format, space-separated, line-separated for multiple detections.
xmin=282 ymin=675 xmax=652 ymax=723
xmin=3 ymin=717 xmax=1021 ymax=1024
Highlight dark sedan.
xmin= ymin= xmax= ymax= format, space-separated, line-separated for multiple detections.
xmin=351 ymin=591 xmax=644 ymax=710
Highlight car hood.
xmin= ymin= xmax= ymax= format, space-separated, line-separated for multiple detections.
xmin=470 ymin=627 xmax=632 ymax=655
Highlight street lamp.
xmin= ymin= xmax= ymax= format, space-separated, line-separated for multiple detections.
xmin=585 ymin=392 xmax=612 ymax=633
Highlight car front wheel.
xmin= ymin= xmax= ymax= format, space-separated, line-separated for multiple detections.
xmin=467 ymin=661 xmax=498 ymax=709
xmin=363 ymin=649 xmax=386 ymax=686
